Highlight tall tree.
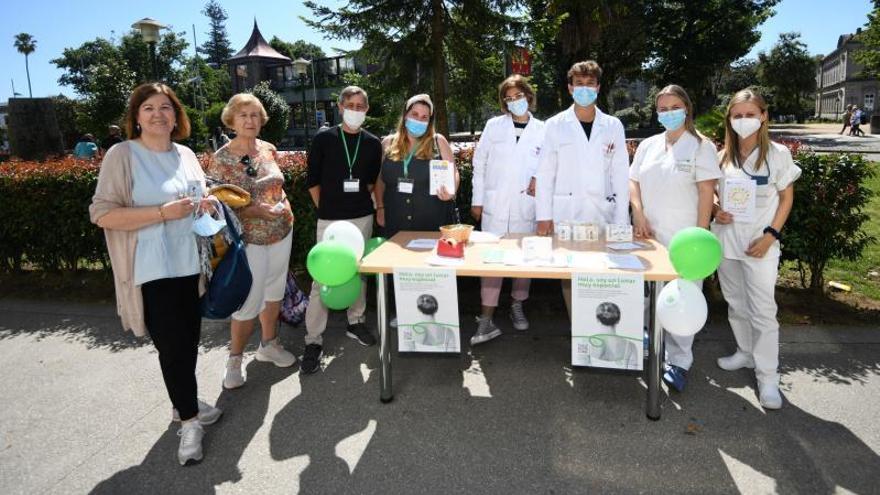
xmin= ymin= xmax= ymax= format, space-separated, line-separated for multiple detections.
xmin=13 ymin=33 xmax=36 ymax=98
xmin=757 ymin=32 xmax=817 ymax=121
xmin=303 ymin=0 xmax=521 ymax=136
xmin=200 ymin=0 xmax=233 ymax=65
xmin=528 ymin=0 xmax=651 ymax=113
xmin=269 ymin=37 xmax=326 ymax=61
xmin=645 ymin=0 xmax=779 ymax=112
xmin=855 ymin=0 xmax=880 ymax=78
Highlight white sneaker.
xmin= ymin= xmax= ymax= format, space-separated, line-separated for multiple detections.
xmin=717 ymin=351 xmax=755 ymax=371
xmin=509 ymin=301 xmax=529 ymax=331
xmin=470 ymin=316 xmax=502 ymax=345
xmin=758 ymin=381 xmax=783 ymax=410
xmin=177 ymin=421 xmax=204 ymax=466
xmin=256 ymin=339 xmax=297 ymax=367
xmin=172 ymin=399 xmax=223 ymax=426
xmin=223 ymin=354 xmax=245 ymax=389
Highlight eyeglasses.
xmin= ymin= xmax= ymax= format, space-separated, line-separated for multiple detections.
xmin=240 ymin=155 xmax=257 ymax=177
xmin=503 ymin=92 xmax=526 ymax=103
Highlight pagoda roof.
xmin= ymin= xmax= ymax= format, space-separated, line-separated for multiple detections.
xmin=227 ymin=20 xmax=291 ymax=62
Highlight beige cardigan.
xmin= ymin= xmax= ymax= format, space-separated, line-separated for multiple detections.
xmin=89 ymin=141 xmax=205 ymax=337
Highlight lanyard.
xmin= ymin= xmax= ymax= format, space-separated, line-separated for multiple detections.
xmin=340 ymin=126 xmax=362 ymax=179
xmin=402 ymin=144 xmax=418 ymax=179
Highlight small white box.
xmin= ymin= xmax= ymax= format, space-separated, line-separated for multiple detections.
xmin=556 ymin=221 xmax=572 ymax=241
xmin=605 ymin=224 xmax=633 ymax=242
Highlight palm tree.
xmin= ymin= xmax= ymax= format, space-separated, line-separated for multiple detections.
xmin=13 ymin=33 xmax=36 ymax=98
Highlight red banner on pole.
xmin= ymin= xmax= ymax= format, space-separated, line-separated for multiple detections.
xmin=510 ymin=46 xmax=532 ymax=76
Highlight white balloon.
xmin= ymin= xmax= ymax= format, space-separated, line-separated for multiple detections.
xmin=322 ymin=221 xmax=366 ymax=260
xmin=657 ymin=279 xmax=707 ymax=337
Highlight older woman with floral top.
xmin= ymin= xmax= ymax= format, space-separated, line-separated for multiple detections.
xmin=207 ymin=93 xmax=296 ymax=389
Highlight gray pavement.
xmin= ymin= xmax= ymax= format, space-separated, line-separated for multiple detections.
xmin=770 ymin=123 xmax=880 ymax=156
xmin=1 ymin=285 xmax=879 ymax=495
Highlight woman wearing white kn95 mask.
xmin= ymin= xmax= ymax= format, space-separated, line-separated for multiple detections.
xmin=711 ymin=89 xmax=801 ymax=411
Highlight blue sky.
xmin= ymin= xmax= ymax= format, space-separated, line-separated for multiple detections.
xmin=1 ymin=0 xmax=875 ymax=102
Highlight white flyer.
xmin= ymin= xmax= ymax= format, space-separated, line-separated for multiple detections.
xmin=429 ymin=160 xmax=456 ymax=196
xmin=571 ymin=273 xmax=644 ymax=370
xmin=393 ymin=268 xmax=460 ymax=353
xmin=722 ymin=178 xmax=756 ymax=223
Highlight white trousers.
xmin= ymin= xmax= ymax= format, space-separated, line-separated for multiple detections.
xmin=717 ymin=256 xmax=780 ymax=383
xmin=232 ymin=229 xmax=293 ymax=321
xmin=304 ymin=215 xmax=373 ymax=346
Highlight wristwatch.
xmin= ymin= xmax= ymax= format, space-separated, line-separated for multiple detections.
xmin=763 ymin=226 xmax=782 ymax=241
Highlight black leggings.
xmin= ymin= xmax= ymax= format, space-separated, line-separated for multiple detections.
xmin=142 ymin=274 xmax=201 ymax=421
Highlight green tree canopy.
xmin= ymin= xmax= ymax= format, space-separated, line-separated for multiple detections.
xmin=249 ymin=81 xmax=291 ymax=145
xmin=855 ymin=1 xmax=880 ymax=78
xmin=304 ymin=0 xmax=522 ymax=136
xmin=757 ymin=32 xmax=816 ymax=120
xmin=200 ymin=0 xmax=233 ymax=65
xmin=269 ymin=37 xmax=326 ymax=61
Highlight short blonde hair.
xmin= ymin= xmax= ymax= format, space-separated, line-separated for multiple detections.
xmin=221 ymin=93 xmax=269 ymax=128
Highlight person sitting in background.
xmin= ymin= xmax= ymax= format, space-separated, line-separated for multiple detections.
xmin=74 ymin=133 xmax=100 ymax=159
xmin=102 ymin=125 xmax=124 ymax=151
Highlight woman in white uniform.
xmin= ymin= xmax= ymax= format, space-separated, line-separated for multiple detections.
xmin=470 ymin=75 xmax=546 ymax=345
xmin=629 ymin=84 xmax=721 ymax=392
xmin=712 ymin=89 xmax=800 ymax=410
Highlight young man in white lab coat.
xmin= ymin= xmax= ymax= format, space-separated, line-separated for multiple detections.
xmin=535 ymin=60 xmax=630 ymax=315
xmin=470 ymin=75 xmax=546 ymax=344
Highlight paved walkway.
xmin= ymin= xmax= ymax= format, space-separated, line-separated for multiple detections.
xmin=770 ymin=123 xmax=880 ymax=156
xmin=1 ymin=284 xmax=878 ymax=494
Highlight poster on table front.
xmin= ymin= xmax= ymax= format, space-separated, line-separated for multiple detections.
xmin=393 ymin=267 xmax=460 ymax=353
xmin=571 ymin=273 xmax=644 ymax=370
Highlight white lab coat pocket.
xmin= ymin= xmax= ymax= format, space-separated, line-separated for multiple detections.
xmin=518 ymin=191 xmax=536 ymax=223
xmin=553 ymin=194 xmax=574 ymax=223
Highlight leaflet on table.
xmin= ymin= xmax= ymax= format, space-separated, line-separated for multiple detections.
xmin=722 ymin=178 xmax=756 ymax=222
xmin=571 ymin=273 xmax=644 ymax=370
xmin=406 ymin=239 xmax=438 ymax=249
xmin=479 ymin=249 xmax=644 ymax=271
xmin=429 ymin=160 xmax=456 ymax=196
xmin=606 ymin=241 xmax=648 ymax=251
xmin=393 ymin=267 xmax=460 ymax=353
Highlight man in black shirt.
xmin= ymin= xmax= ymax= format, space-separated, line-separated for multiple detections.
xmin=302 ymin=86 xmax=383 ymax=374
xmin=101 ymin=125 xmax=124 ymax=152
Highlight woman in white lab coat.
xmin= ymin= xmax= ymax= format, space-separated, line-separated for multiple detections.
xmin=712 ymin=89 xmax=800 ymax=410
xmin=470 ymin=75 xmax=546 ymax=345
xmin=629 ymin=84 xmax=721 ymax=392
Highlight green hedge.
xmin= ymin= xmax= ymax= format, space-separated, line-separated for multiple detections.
xmin=0 ymin=148 xmax=476 ymax=273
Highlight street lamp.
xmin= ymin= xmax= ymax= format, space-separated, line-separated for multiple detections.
xmin=293 ymin=57 xmax=312 ymax=147
xmin=132 ymin=17 xmax=167 ymax=80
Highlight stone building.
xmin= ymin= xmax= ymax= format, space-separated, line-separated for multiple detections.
xmin=815 ymin=30 xmax=877 ymax=120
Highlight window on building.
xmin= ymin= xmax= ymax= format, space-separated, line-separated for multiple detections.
xmin=866 ymin=93 xmax=875 ymax=110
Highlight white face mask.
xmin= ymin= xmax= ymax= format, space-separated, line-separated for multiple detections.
xmin=730 ymin=117 xmax=762 ymax=139
xmin=343 ymin=109 xmax=366 ymax=130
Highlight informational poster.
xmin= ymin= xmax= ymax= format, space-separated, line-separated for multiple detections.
xmin=393 ymin=268 xmax=460 ymax=353
xmin=722 ymin=178 xmax=757 ymax=223
xmin=429 ymin=160 xmax=456 ymax=196
xmin=571 ymin=273 xmax=644 ymax=370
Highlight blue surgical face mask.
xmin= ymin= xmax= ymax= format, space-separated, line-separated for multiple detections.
xmin=657 ymin=109 xmax=687 ymax=131
xmin=506 ymin=98 xmax=529 ymax=117
xmin=572 ymin=86 xmax=598 ymax=107
xmin=191 ymin=211 xmax=227 ymax=237
xmin=405 ymin=117 xmax=429 ymax=137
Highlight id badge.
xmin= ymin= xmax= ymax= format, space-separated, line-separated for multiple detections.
xmin=675 ymin=159 xmax=695 ymax=174
xmin=398 ymin=178 xmax=414 ymax=194
xmin=344 ymin=179 xmax=360 ymax=192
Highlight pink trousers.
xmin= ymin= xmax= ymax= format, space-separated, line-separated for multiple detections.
xmin=480 ymin=277 xmax=531 ymax=307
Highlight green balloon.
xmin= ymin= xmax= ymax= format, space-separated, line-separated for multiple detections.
xmin=307 ymin=240 xmax=358 ymax=286
xmin=668 ymin=227 xmax=723 ymax=280
xmin=320 ymin=275 xmax=363 ymax=310
xmin=363 ymin=236 xmax=387 ymax=258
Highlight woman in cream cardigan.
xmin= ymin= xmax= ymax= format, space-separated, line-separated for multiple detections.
xmin=89 ymin=82 xmax=220 ymax=466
